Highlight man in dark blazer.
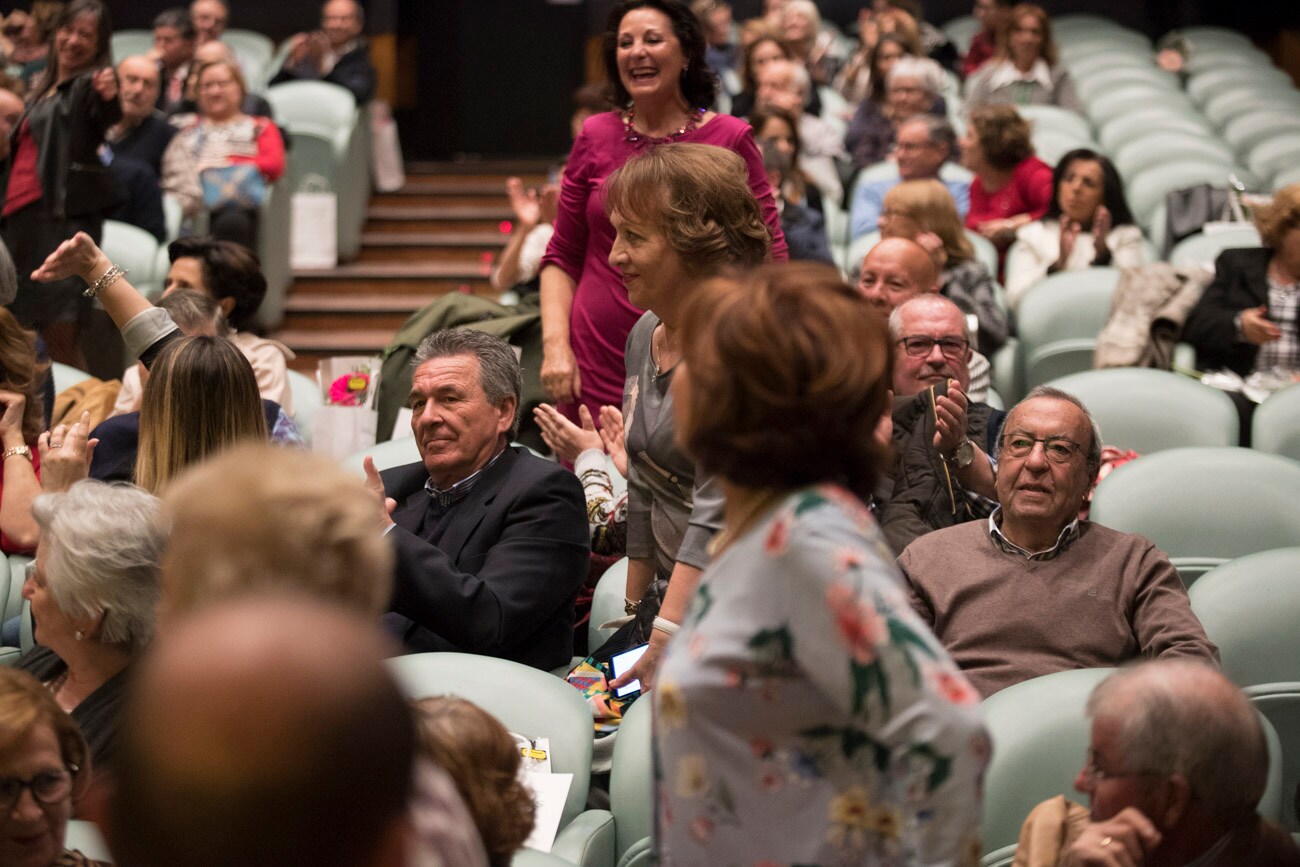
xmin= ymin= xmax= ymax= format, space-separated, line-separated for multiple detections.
xmin=270 ymin=0 xmax=377 ymax=104
xmin=365 ymin=328 xmax=589 ymax=670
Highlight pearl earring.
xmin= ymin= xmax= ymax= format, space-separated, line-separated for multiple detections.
xmin=75 ymin=630 xmax=85 ymax=641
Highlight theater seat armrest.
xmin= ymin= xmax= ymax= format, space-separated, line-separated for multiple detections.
xmin=550 ymin=809 xmax=616 ymax=867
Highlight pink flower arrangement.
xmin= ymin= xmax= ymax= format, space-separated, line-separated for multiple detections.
xmin=328 ymin=371 xmax=371 ymax=406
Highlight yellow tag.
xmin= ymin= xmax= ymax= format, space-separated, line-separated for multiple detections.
xmin=522 ymin=748 xmax=547 ymax=761
xmin=347 ymin=375 xmax=368 ymax=391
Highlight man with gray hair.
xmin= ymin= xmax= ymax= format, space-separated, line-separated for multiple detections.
xmin=898 ymin=386 xmax=1217 ymax=697
xmin=755 ymin=57 xmax=845 ymax=203
xmin=850 ymin=113 xmax=969 ymax=240
xmin=1016 ymin=660 xmax=1300 ymax=865
xmin=363 ymin=327 xmax=589 ymax=670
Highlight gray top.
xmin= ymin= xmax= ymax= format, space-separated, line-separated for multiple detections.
xmin=622 ymin=311 xmax=723 ymax=578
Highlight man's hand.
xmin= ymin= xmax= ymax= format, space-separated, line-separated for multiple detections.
xmin=363 ymin=456 xmax=397 ymax=531
xmin=1241 ymin=305 xmax=1282 ymax=345
xmin=1068 ymin=808 xmax=1162 ymax=867
xmin=933 ymin=381 xmax=968 ymax=455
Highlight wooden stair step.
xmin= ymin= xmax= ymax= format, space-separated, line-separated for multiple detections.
xmin=294 ymin=261 xmax=493 ymax=279
xmin=368 ymin=205 xmax=514 ymax=220
xmin=386 ymin=179 xmax=545 ymax=196
xmin=273 ymin=328 xmax=398 ymax=355
xmin=405 ymin=159 xmax=553 ymax=175
xmin=360 ymin=230 xmax=506 ymax=248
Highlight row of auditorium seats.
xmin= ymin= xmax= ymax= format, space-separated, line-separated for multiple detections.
xmin=100 ymin=34 xmax=373 ymax=329
xmin=56 ymin=545 xmax=1300 ymax=867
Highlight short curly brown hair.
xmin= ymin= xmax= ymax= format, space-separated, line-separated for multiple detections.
xmin=1255 ymin=182 xmax=1300 ymax=249
xmin=604 ymin=142 xmax=772 ymax=277
xmin=968 ymin=104 xmax=1035 ymax=172
xmin=413 ymin=697 xmax=535 ymax=867
xmin=677 ymin=262 xmax=891 ymax=500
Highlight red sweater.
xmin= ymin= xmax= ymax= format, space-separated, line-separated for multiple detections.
xmin=966 ymin=155 xmax=1054 ymax=231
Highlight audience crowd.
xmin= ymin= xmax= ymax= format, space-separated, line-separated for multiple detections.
xmin=0 ymin=1 xmax=1298 ymax=866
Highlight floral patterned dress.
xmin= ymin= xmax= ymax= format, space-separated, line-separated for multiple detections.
xmin=654 ymin=485 xmax=989 ymax=866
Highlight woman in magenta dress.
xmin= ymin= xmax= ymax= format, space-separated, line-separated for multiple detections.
xmin=538 ymin=0 xmax=787 ymax=426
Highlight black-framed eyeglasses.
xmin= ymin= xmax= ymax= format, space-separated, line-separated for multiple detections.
xmin=0 ymin=766 xmax=77 ymax=810
xmin=1001 ymin=434 xmax=1084 ymax=463
xmin=896 ymin=336 xmax=969 ymax=360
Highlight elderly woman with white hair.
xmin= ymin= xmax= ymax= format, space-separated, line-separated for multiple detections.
xmin=845 ymin=53 xmax=947 ymax=171
xmin=17 ymin=479 xmax=165 ymax=771
xmin=779 ymin=0 xmax=842 ymax=85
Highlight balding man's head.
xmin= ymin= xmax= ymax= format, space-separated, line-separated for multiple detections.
xmin=192 ymin=39 xmax=234 ymax=65
xmin=1078 ymin=661 xmax=1265 ymax=835
xmin=756 ymin=58 xmax=806 ymax=114
xmin=889 ymin=294 xmax=972 ymax=395
xmin=108 ymin=595 xmax=413 ymax=867
xmin=856 ymin=237 xmax=939 ymax=314
xmin=117 ymin=56 xmax=161 ymax=122
xmin=322 ymin=0 xmax=364 ymax=49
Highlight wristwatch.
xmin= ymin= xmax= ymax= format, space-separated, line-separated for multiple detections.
xmin=945 ymin=438 xmax=974 ymax=470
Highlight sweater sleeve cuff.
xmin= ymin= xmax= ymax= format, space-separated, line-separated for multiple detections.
xmin=121 ymin=308 xmax=180 ymax=360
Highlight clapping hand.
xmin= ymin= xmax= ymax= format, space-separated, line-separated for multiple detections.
xmin=932 ymin=381 xmax=968 ymax=455
xmin=598 ymin=405 xmax=627 ymax=477
xmin=533 ymin=403 xmax=602 ymax=463
xmin=1091 ymin=205 xmax=1113 ymax=258
xmin=505 ymin=177 xmax=542 ymax=230
xmin=362 ymin=456 xmax=397 ymax=531
xmin=1241 ymin=305 xmax=1282 ymax=345
xmin=92 ymin=66 xmax=117 ymax=102
xmin=37 ymin=412 xmax=98 ymax=493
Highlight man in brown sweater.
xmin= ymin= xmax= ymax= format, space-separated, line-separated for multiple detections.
xmin=897 ymin=386 xmax=1217 ymax=698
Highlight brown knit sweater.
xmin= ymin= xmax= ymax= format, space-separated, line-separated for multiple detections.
xmin=898 ymin=520 xmax=1218 ymax=698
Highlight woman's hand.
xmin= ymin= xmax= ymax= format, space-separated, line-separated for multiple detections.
xmin=92 ymin=66 xmax=118 ymax=102
xmin=533 ymin=403 xmax=602 ymax=463
xmin=915 ymin=231 xmax=948 ymax=270
xmin=978 ymin=218 xmax=1019 ymax=247
xmin=1241 ymin=306 xmax=1282 ymax=345
xmin=538 ymin=182 xmax=560 ymax=226
xmin=540 ymin=342 xmax=582 ymax=404
xmin=505 ymin=177 xmax=541 ymax=230
xmin=1057 ymin=220 xmax=1081 ymax=269
xmin=609 ymin=627 xmax=670 ymax=693
xmin=1091 ymin=205 xmax=1113 ymax=258
xmin=30 ymin=232 xmax=109 ymax=285
xmin=598 ymin=405 xmax=628 ymax=477
xmin=362 ymin=456 xmax=397 ymax=531
xmin=37 ymin=412 xmax=97 ymax=494
xmin=0 ymin=390 xmax=27 ymax=448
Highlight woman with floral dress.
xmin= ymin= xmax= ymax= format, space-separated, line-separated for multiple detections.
xmin=654 ymin=262 xmax=989 ymax=865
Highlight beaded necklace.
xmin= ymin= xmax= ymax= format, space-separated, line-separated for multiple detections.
xmin=623 ymin=106 xmax=706 ymax=145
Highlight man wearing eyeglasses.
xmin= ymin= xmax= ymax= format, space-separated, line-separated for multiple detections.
xmin=877 ymin=294 xmax=1003 ymax=553
xmin=1015 ymin=660 xmax=1300 ymax=865
xmin=898 ymin=386 xmax=1216 ymax=698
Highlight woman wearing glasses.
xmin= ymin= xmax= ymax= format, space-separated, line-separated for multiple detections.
xmin=16 ymin=481 xmax=165 ymax=772
xmin=0 ymin=666 xmax=106 ymax=867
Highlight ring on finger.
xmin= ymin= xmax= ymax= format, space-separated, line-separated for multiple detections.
xmin=49 ymin=442 xmax=64 ymax=449
xmin=1100 ymin=836 xmax=1113 ymax=847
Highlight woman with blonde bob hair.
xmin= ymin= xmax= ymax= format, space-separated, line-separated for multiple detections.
xmin=879 ymin=178 xmax=1009 ymax=354
xmin=593 ymin=142 xmax=770 ymax=692
xmin=653 ymin=262 xmax=989 ymax=862
xmin=0 ymin=667 xmax=106 ymax=867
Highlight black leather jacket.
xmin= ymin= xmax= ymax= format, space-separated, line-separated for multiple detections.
xmin=0 ymin=69 xmax=123 ymax=220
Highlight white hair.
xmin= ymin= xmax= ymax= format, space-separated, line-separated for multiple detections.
xmin=887 ymin=294 xmax=965 ymax=342
xmin=887 ymin=55 xmax=944 ymax=95
xmin=33 ymin=481 xmax=165 ymax=651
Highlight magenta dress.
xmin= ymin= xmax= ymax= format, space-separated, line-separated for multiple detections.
xmin=540 ymin=111 xmax=788 ymax=425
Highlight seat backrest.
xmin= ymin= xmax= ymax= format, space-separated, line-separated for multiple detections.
xmin=1168 ymin=228 xmax=1261 ymax=270
xmin=65 ymin=820 xmax=113 ymax=862
xmin=1114 ymin=134 xmax=1236 ymax=183
xmin=1016 ymin=104 xmax=1092 ymax=141
xmin=1126 ymin=162 xmax=1241 ymax=226
xmin=1099 ymin=112 xmax=1212 ymax=152
xmin=265 ymin=81 xmax=359 ymax=133
xmin=1205 ymin=89 xmax=1300 ymax=128
xmin=388 ymin=652 xmax=595 ymax=826
xmin=111 ymin=30 xmax=153 ymax=62
xmin=286 ymin=370 xmax=320 ymax=446
xmin=1187 ymin=65 xmax=1295 ymax=105
xmin=609 ymin=696 xmax=654 ymax=858
xmin=1086 ymin=86 xmax=1194 ymax=123
xmin=1275 ymin=165 xmax=1300 ymax=192
xmin=100 ymin=220 xmax=159 ymax=296
xmin=1016 ymin=268 xmax=1118 ymax=388
xmin=1044 ymin=369 xmax=1238 ymax=452
xmin=589 ymin=558 xmax=628 ymax=654
xmin=1248 ymin=136 xmax=1300 ymax=184
xmin=980 ymin=668 xmax=1115 ymax=855
xmin=1221 ymin=112 xmax=1300 ymax=154
xmin=341 ymin=436 xmax=420 ymax=477
xmin=1246 ymin=685 xmax=1300 ymax=833
xmin=1076 ymin=65 xmax=1178 ymax=101
xmin=1253 ymin=383 xmax=1300 ymax=461
xmin=1189 ymin=548 xmax=1300 ymax=688
xmin=1031 ymin=128 xmax=1096 ymax=166
xmin=50 ymin=362 xmax=93 ymax=395
xmin=223 ymin=29 xmax=275 ymax=64
xmin=1090 ymin=448 xmax=1300 ymax=570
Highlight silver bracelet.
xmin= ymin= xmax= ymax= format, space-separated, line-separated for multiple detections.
xmin=651 ymin=616 xmax=680 ymax=638
xmin=83 ymin=264 xmax=128 ymax=299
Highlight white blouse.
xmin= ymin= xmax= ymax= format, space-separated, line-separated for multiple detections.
xmin=1005 ymin=219 xmax=1148 ymax=310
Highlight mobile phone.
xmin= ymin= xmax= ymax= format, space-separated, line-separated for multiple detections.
xmin=610 ymin=643 xmax=649 ymax=698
